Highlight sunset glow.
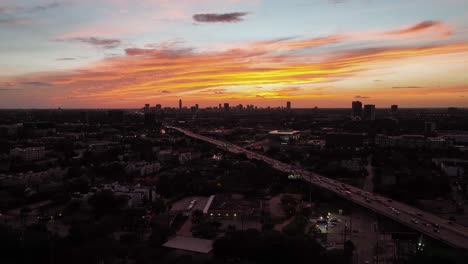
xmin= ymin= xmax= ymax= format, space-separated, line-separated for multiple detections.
xmin=1 ymin=0 xmax=467 ymax=108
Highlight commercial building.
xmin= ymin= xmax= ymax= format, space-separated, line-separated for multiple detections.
xmin=352 ymin=101 xmax=362 ymax=118
xmin=391 ymin=105 xmax=398 ymax=113
xmin=224 ymin=103 xmax=230 ymax=111
xmin=268 ymin=130 xmax=301 ymax=142
xmin=363 ymin=104 xmax=376 ymax=121
xmin=10 ymin=147 xmax=46 ymax=161
xmin=286 ymin=101 xmax=291 ymax=110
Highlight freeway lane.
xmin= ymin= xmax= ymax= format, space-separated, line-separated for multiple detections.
xmin=167 ymin=126 xmax=468 ymax=250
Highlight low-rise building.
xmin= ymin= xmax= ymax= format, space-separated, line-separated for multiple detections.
xmin=10 ymin=147 xmax=46 ymax=161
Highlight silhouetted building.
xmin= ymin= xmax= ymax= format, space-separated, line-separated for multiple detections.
xmin=352 ymin=101 xmax=362 ymax=118
xmin=391 ymin=105 xmax=398 ymax=113
xmin=179 ymin=99 xmax=182 ymax=110
xmin=218 ymin=104 xmax=222 ymax=109
xmin=155 ymin=104 xmax=162 ymax=110
xmin=108 ymin=110 xmax=124 ymax=123
xmin=424 ymin=121 xmax=437 ymax=137
xmin=448 ymin=107 xmax=459 ymax=115
xmin=144 ymin=104 xmax=150 ymax=112
xmin=286 ymin=101 xmax=291 ymax=110
xmin=224 ymin=103 xmax=230 ymax=111
xmin=363 ymin=104 xmax=376 ymax=121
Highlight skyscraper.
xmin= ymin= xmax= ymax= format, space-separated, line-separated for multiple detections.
xmin=286 ymin=101 xmax=291 ymax=110
xmin=363 ymin=104 xmax=376 ymax=121
xmin=224 ymin=103 xmax=230 ymax=111
xmin=352 ymin=101 xmax=362 ymax=117
xmin=179 ymin=99 xmax=182 ymax=110
xmin=391 ymin=105 xmax=398 ymax=113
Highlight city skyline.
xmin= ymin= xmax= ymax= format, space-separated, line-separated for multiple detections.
xmin=1 ymin=0 xmax=468 ymax=108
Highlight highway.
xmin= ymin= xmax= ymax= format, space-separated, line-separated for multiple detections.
xmin=167 ymin=126 xmax=468 ymax=250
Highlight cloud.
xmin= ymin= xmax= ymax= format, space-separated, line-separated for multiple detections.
xmin=385 ymin=20 xmax=451 ymax=37
xmin=21 ymin=81 xmax=52 ymax=86
xmin=56 ymin=57 xmax=76 ymax=61
xmin=392 ymin=86 xmax=424 ymax=89
xmin=160 ymin=90 xmax=170 ymax=94
xmin=193 ymin=12 xmax=248 ymax=23
xmin=0 ymin=18 xmax=31 ymax=25
xmin=0 ymin=2 xmax=63 ymax=14
xmin=70 ymin=37 xmax=121 ymax=48
xmin=355 ymin=95 xmax=371 ymax=99
xmin=125 ymin=47 xmax=192 ymax=56
xmin=3 ymin=33 xmax=468 ymax=107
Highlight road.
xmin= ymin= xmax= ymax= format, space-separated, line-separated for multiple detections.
xmin=167 ymin=126 xmax=468 ymax=251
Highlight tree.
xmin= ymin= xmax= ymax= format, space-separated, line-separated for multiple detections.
xmin=344 ymin=240 xmax=355 ymax=264
xmin=88 ymin=190 xmax=126 ymax=214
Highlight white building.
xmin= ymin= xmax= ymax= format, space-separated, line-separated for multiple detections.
xmin=126 ymin=161 xmax=161 ymax=176
xmin=102 ymin=182 xmax=157 ymax=207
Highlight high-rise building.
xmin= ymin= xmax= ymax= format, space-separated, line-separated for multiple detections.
xmin=352 ymin=101 xmax=363 ymax=117
xmin=144 ymin=104 xmax=150 ymax=112
xmin=286 ymin=101 xmax=291 ymax=110
xmin=179 ymin=99 xmax=182 ymax=109
xmin=224 ymin=103 xmax=230 ymax=111
xmin=218 ymin=104 xmax=222 ymax=109
xmin=155 ymin=104 xmax=162 ymax=110
xmin=195 ymin=104 xmax=199 ymax=110
xmin=363 ymin=104 xmax=376 ymax=121
xmin=391 ymin=105 xmax=398 ymax=113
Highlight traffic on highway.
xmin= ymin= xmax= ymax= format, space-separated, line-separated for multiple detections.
xmin=167 ymin=126 xmax=468 ymax=250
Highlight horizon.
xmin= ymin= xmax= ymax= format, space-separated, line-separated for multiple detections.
xmin=1 ymin=0 xmax=467 ymax=108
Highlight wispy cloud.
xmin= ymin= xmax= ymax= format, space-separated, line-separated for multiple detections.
xmin=56 ymin=57 xmax=76 ymax=61
xmin=0 ymin=2 xmax=63 ymax=14
xmin=385 ymin=20 xmax=451 ymax=37
xmin=355 ymin=95 xmax=370 ymax=99
xmin=60 ymin=37 xmax=121 ymax=49
xmin=392 ymin=86 xmax=424 ymax=89
xmin=193 ymin=12 xmax=249 ymax=23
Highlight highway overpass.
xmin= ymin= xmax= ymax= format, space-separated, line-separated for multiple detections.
xmin=167 ymin=126 xmax=468 ymax=251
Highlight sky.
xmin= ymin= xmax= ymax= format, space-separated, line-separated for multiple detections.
xmin=0 ymin=0 xmax=467 ymax=108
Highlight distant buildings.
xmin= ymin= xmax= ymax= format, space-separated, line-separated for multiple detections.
xmin=375 ymin=134 xmax=453 ymax=149
xmin=391 ymin=105 xmax=398 ymax=113
xmin=286 ymin=101 xmax=291 ymax=110
xmin=224 ymin=103 xmax=230 ymax=111
xmin=352 ymin=101 xmax=362 ymax=118
xmin=363 ymin=104 xmax=376 ymax=121
xmin=10 ymin=147 xmax=46 ymax=161
xmin=179 ymin=99 xmax=183 ymax=109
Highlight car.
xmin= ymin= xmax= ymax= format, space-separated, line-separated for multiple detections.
xmin=433 ymin=228 xmax=440 ymax=233
xmin=365 ymin=198 xmax=372 ymax=203
xmin=387 ymin=199 xmax=392 ymax=202
xmin=411 ymin=219 xmax=419 ymax=224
